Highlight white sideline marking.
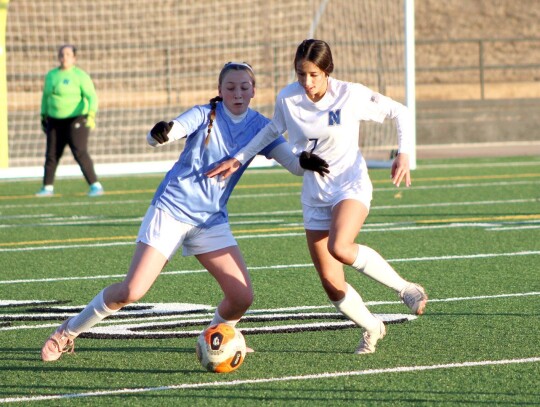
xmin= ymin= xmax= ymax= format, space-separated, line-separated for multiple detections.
xmin=0 ymin=180 xmax=538 ymax=211
xmin=0 ymin=250 xmax=538 ymax=285
xmin=0 ymin=357 xmax=538 ymax=403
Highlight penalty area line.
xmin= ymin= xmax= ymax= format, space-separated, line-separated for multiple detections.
xmin=0 ymin=357 xmax=538 ymax=403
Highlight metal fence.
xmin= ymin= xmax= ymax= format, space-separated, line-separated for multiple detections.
xmin=415 ymin=37 xmax=540 ymax=100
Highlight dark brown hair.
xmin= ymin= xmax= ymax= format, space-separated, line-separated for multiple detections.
xmin=294 ymin=39 xmax=334 ymax=75
xmin=58 ymin=44 xmax=77 ymax=57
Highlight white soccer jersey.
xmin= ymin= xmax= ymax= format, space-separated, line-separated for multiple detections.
xmin=235 ymin=77 xmax=413 ymax=207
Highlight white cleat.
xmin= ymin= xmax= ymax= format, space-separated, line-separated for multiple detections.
xmin=400 ymin=283 xmax=428 ymax=315
xmin=355 ymin=319 xmax=386 ymax=354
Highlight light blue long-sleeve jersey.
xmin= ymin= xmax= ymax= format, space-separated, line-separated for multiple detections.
xmin=151 ymin=102 xmax=285 ymax=228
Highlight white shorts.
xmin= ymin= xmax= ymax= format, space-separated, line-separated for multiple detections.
xmin=136 ymin=206 xmax=237 ymax=260
xmin=302 ymin=192 xmax=372 ymax=231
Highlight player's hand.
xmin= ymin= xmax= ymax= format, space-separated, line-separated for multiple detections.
xmin=391 ymin=153 xmax=411 ymax=187
xmin=40 ymin=114 xmax=48 ymax=133
xmin=205 ymin=158 xmax=242 ymax=180
xmin=150 ymin=121 xmax=173 ymax=144
xmin=85 ymin=111 xmax=96 ymax=129
xmin=299 ymin=151 xmax=330 ymax=177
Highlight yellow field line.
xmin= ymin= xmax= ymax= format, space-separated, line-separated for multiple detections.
xmin=395 ymin=173 xmax=540 ymax=183
xmin=0 ymin=235 xmax=136 ymax=247
xmin=416 ymin=214 xmax=540 ymax=224
xmin=2 ymin=213 xmax=539 ymax=248
xmin=1 ymin=173 xmax=539 ymax=200
xmin=234 ymin=183 xmax=301 ymax=189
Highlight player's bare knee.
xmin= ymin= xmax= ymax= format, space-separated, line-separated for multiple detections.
xmin=327 ymin=243 xmax=350 ymax=264
xmin=114 ymin=285 xmax=146 ymax=305
xmin=229 ymin=290 xmax=253 ymax=312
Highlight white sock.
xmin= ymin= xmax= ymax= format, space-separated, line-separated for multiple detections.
xmin=90 ymin=182 xmax=102 ymax=189
xmin=210 ymin=309 xmax=240 ymax=327
xmin=43 ymin=185 xmax=53 ymax=192
xmin=352 ymin=244 xmax=409 ymax=292
xmin=65 ymin=289 xmax=116 ymax=337
xmin=332 ymin=283 xmax=380 ymax=332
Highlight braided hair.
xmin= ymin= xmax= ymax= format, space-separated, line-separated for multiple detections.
xmin=205 ymin=62 xmax=255 ymax=147
xmin=205 ymin=96 xmax=222 ymax=146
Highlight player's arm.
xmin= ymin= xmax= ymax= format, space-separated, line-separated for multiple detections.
xmin=79 ymin=71 xmax=98 ymax=114
xmin=147 ymin=120 xmax=187 ymax=147
xmin=206 ymin=121 xmax=280 ymax=179
xmin=372 ymin=93 xmax=413 ymax=187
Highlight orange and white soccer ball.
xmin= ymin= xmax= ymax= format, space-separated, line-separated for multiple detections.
xmin=196 ymin=323 xmax=246 ymax=373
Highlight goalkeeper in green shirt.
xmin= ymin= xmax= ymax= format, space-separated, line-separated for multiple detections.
xmin=37 ymin=44 xmax=104 ymax=197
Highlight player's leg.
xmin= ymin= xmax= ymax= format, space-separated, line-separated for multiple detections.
xmin=196 ymin=245 xmax=253 ymax=323
xmin=184 ymin=222 xmax=253 ymax=324
xmin=189 ymin=223 xmax=254 ymax=350
xmin=196 ymin=245 xmax=255 ymax=352
xmin=306 ymin=229 xmax=384 ymax=353
xmin=330 ymin=199 xmax=427 ymax=315
xmin=67 ymin=116 xmax=103 ymax=195
xmin=304 ymin=204 xmax=385 ymax=353
xmin=41 ymin=242 xmax=168 ymax=361
xmin=41 ymin=206 xmax=175 ymax=361
xmin=37 ymin=120 xmax=66 ymax=195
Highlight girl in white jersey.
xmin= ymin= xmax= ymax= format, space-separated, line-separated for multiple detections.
xmin=41 ymin=61 xmax=328 ymax=361
xmin=207 ymin=40 xmax=428 ymax=354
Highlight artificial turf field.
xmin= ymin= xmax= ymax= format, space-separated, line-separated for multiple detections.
xmin=0 ymin=155 xmax=539 ymax=405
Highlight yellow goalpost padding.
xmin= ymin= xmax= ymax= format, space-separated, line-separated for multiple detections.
xmin=0 ymin=0 xmax=9 ymax=168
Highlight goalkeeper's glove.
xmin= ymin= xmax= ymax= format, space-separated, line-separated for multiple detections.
xmin=85 ymin=111 xmax=96 ymax=129
xmin=150 ymin=121 xmax=174 ymax=144
xmin=299 ymin=151 xmax=330 ymax=177
xmin=40 ymin=114 xmax=48 ymax=133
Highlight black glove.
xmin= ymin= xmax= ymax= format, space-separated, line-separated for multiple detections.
xmin=299 ymin=151 xmax=329 ymax=177
xmin=40 ymin=114 xmax=48 ymax=133
xmin=150 ymin=121 xmax=174 ymax=144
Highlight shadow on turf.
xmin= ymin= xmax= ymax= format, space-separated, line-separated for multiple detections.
xmin=57 ymin=388 xmax=540 ymax=405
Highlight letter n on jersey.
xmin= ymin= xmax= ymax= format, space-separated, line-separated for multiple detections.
xmin=328 ymin=109 xmax=341 ymax=126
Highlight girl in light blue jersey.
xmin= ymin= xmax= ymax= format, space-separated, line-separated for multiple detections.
xmin=41 ymin=62 xmax=328 ymax=361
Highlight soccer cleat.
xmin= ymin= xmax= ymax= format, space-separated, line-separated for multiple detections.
xmin=355 ymin=319 xmax=386 ymax=354
xmin=400 ymin=283 xmax=428 ymax=315
xmin=41 ymin=319 xmax=76 ymax=362
xmin=35 ymin=187 xmax=54 ymax=197
xmin=88 ymin=184 xmax=104 ymax=197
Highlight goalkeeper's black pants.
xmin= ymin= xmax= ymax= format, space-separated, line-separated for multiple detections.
xmin=43 ymin=116 xmax=98 ymax=186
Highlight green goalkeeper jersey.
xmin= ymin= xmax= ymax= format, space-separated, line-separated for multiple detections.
xmin=40 ymin=66 xmax=98 ymax=119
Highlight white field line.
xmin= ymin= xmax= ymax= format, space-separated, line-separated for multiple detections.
xmin=0 ymin=224 xmax=537 ymax=252
xmin=419 ymin=160 xmax=540 ymax=170
xmin=0 ymin=179 xmax=538 ymax=211
xmin=0 ymin=250 xmax=538 ymax=285
xmin=0 ymin=357 xmax=538 ymax=403
xmin=1 ymin=158 xmax=538 ymax=184
xmin=0 ymin=197 xmax=536 ymax=229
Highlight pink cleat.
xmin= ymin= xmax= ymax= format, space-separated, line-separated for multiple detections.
xmin=41 ymin=319 xmax=75 ymax=362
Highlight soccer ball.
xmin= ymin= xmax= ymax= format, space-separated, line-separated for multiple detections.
xmin=196 ymin=323 xmax=246 ymax=373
